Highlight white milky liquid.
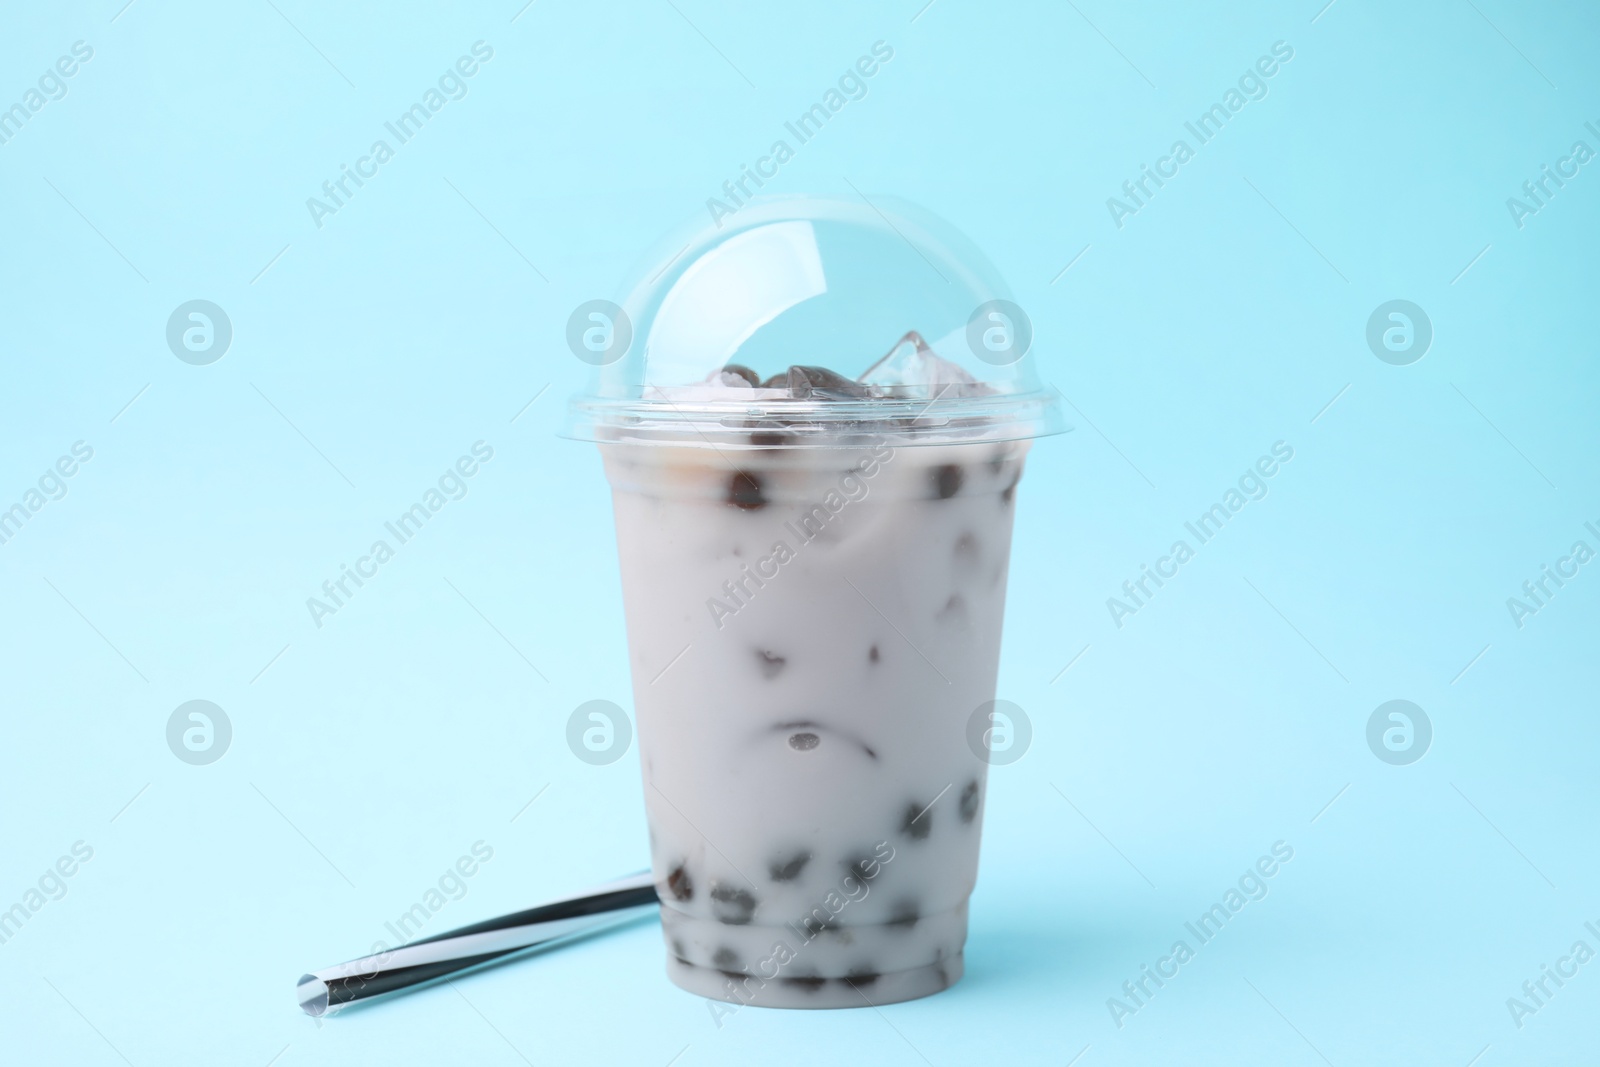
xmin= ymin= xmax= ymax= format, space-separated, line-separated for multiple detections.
xmin=602 ymin=435 xmax=1027 ymax=1008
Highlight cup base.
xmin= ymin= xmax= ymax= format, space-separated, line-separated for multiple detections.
xmin=666 ymin=953 xmax=963 ymax=1009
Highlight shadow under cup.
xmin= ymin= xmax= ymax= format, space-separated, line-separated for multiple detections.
xmin=601 ymin=436 xmax=1028 ymax=1008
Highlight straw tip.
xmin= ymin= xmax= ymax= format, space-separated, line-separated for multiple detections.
xmin=296 ymin=974 xmax=330 ymax=1017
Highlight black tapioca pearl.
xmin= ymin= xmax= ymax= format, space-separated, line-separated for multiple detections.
xmin=666 ymin=863 xmax=693 ymax=901
xmin=869 ymin=644 xmax=880 ymax=664
xmin=959 ymin=779 xmax=980 ymax=824
xmin=783 ymin=974 xmax=828 ymax=992
xmin=670 ymin=938 xmax=688 ymax=960
xmin=786 ymin=365 xmax=871 ymax=399
xmin=712 ymin=946 xmax=742 ymax=969
xmin=953 ymin=532 xmax=978 ymax=566
xmin=787 ymin=732 xmax=819 ymax=751
xmin=760 ymin=371 xmax=789 ymax=389
xmin=722 ymin=363 xmax=760 ymax=386
xmin=756 ymin=649 xmax=786 ymax=678
xmin=901 ymin=801 xmax=933 ymax=840
xmin=1001 ymin=472 xmax=1020 ymax=505
xmin=845 ymin=854 xmax=880 ymax=883
xmin=750 ymin=429 xmax=791 ymax=447
xmin=937 ymin=594 xmax=968 ymax=625
xmin=769 ymin=850 xmax=812 ymax=882
xmin=844 ymin=968 xmax=880 ymax=987
xmin=886 ymin=900 xmax=920 ymax=929
xmin=709 ymin=882 xmax=758 ymax=925
xmin=727 ymin=471 xmax=766 ymax=510
xmin=932 ymin=463 xmax=964 ymax=499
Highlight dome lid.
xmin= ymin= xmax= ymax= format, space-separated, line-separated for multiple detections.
xmin=565 ymin=195 xmax=1067 ymax=448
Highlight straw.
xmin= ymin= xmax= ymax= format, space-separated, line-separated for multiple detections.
xmin=297 ymin=871 xmax=657 ymax=1016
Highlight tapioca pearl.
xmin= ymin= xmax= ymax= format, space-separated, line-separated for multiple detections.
xmin=757 ymin=650 xmax=786 ymax=678
xmin=727 ymin=471 xmax=766 ymax=510
xmin=937 ymin=595 xmax=968 ymax=626
xmin=667 ymin=863 xmax=694 ymax=902
xmin=843 ymin=968 xmax=880 ymax=987
xmin=953 ymin=532 xmax=978 ymax=570
xmin=749 ymin=429 xmax=793 ymax=447
xmin=671 ymin=938 xmax=688 ymax=960
xmin=932 ymin=464 xmax=963 ymax=500
xmin=886 ymin=900 xmax=920 ymax=929
xmin=868 ymin=644 xmax=880 ymax=664
xmin=787 ymin=732 xmax=819 ymax=751
xmin=709 ymin=882 xmax=759 ymax=925
xmin=959 ymin=779 xmax=980 ymax=824
xmin=900 ymin=800 xmax=933 ymax=840
xmin=845 ymin=852 xmax=884 ymax=884
xmin=783 ymin=974 xmax=827 ymax=992
xmin=712 ymin=946 xmax=743 ymax=970
xmin=768 ymin=850 xmax=812 ymax=882
xmin=1000 ymin=472 xmax=1019 ymax=505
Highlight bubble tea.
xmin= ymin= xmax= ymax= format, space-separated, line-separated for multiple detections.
xmin=568 ymin=199 xmax=1065 ymax=1007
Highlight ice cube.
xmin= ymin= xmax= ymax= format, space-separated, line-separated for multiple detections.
xmin=857 ymin=331 xmax=980 ymax=389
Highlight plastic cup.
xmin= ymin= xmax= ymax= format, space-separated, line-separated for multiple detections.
xmin=567 ymin=197 xmax=1066 ymax=1007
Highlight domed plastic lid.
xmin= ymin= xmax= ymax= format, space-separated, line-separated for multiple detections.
xmin=565 ymin=195 xmax=1066 ymax=448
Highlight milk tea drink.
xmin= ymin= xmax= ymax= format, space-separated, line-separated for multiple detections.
xmin=569 ymin=199 xmax=1064 ymax=1008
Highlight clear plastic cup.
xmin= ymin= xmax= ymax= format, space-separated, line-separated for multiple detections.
xmin=566 ymin=196 xmax=1067 ymax=1008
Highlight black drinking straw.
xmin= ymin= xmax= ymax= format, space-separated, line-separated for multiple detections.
xmin=297 ymin=871 xmax=658 ymax=1016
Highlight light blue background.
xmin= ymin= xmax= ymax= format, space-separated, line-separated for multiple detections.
xmin=2 ymin=1 xmax=1597 ymax=1064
